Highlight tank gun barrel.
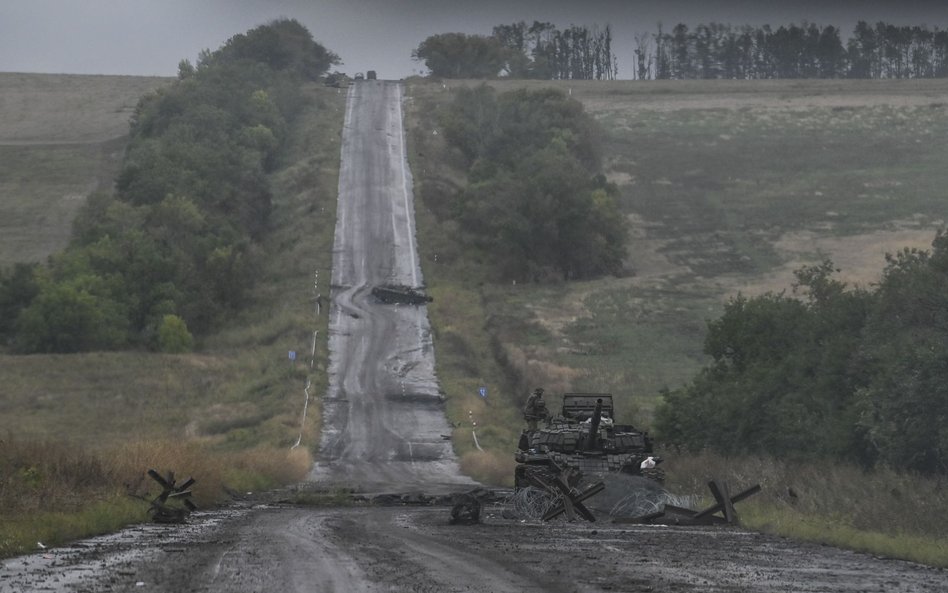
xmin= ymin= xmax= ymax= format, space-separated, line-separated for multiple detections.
xmin=586 ymin=398 xmax=603 ymax=451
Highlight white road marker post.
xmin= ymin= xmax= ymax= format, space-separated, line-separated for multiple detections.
xmin=469 ymin=410 xmax=484 ymax=452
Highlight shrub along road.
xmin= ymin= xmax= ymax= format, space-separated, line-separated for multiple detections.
xmin=1 ymin=81 xmax=947 ymax=592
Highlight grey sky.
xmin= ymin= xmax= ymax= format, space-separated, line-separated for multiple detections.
xmin=2 ymin=1 xmax=948 ymax=79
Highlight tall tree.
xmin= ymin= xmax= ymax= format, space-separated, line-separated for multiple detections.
xmin=412 ymin=33 xmax=508 ymax=78
xmin=438 ymin=86 xmax=625 ymax=281
xmin=8 ymin=19 xmax=335 ymax=352
xmin=858 ymin=232 xmax=948 ymax=473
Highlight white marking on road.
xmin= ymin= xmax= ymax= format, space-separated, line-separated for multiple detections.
xmin=390 ymin=208 xmax=399 ymax=252
xmin=211 ymin=549 xmax=230 ymax=580
xmin=395 ymin=84 xmax=419 ymax=287
xmin=335 ymin=86 xmax=355 ymax=278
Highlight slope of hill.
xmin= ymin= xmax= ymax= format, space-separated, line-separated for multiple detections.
xmin=0 ymin=73 xmax=172 ymax=266
xmin=407 ymin=78 xmax=947 ymax=421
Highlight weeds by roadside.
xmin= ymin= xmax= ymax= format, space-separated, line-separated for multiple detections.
xmin=0 ymin=82 xmax=344 ymax=557
xmin=665 ymin=451 xmax=948 ymax=567
xmin=0 ymin=436 xmax=312 ymax=558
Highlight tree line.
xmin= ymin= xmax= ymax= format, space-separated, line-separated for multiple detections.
xmin=655 ymin=233 xmax=948 ymax=475
xmin=647 ymin=21 xmax=948 ymax=80
xmin=435 ymin=86 xmax=626 ymax=281
xmin=413 ymin=21 xmax=617 ymax=80
xmin=0 ymin=19 xmax=338 ymax=353
xmin=415 ymin=20 xmax=948 ymax=81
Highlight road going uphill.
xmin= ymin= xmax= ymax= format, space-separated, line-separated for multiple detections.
xmin=2 ymin=82 xmax=947 ymax=593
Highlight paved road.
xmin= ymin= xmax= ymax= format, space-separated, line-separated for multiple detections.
xmin=312 ymin=80 xmax=475 ymax=493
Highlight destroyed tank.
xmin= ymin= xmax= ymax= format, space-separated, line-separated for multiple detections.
xmin=371 ymin=284 xmax=433 ymax=305
xmin=514 ymin=393 xmax=663 ymax=488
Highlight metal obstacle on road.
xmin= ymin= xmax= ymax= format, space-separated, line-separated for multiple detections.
xmin=614 ymin=479 xmax=761 ymax=526
xmin=519 ymin=466 xmax=605 ymax=522
xmin=144 ymin=469 xmax=197 ymax=523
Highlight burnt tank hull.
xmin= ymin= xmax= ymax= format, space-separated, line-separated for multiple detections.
xmin=515 ymin=393 xmax=663 ymax=488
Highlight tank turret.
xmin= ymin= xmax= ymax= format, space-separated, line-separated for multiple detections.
xmin=515 ymin=392 xmax=663 ymax=488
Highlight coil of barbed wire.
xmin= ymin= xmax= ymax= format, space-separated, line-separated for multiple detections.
xmin=506 ymin=487 xmax=558 ymax=520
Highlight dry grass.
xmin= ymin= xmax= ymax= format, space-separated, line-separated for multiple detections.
xmin=444 ymin=78 xmax=948 ymax=115
xmin=0 ymin=435 xmax=311 ymax=557
xmin=738 ymin=224 xmax=940 ymax=296
xmin=0 ymin=81 xmax=344 ymax=556
xmin=665 ymin=451 xmax=948 ymax=566
xmin=458 ymin=449 xmax=517 ymax=487
xmin=0 ymin=352 xmax=234 ymax=443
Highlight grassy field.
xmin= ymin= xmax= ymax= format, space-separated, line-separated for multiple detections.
xmin=0 ymin=78 xmax=346 ymax=557
xmin=664 ymin=451 xmax=948 ymax=568
xmin=405 ymin=78 xmax=948 ymax=565
xmin=0 ymin=73 xmax=172 ymax=266
xmin=407 ymin=78 xmax=947 ymax=422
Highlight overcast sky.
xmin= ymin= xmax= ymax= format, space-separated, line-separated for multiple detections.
xmin=3 ymin=1 xmax=948 ymax=79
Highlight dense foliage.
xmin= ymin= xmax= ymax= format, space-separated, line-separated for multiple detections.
xmin=413 ymin=22 xmax=617 ymax=80
xmin=656 ymin=232 xmax=948 ymax=475
xmin=0 ymin=19 xmax=338 ymax=353
xmin=647 ymin=21 xmax=948 ymax=80
xmin=412 ymin=33 xmax=509 ymax=79
xmin=492 ymin=21 xmax=617 ymax=80
xmin=437 ymin=86 xmax=626 ymax=281
xmin=416 ymin=20 xmax=948 ymax=81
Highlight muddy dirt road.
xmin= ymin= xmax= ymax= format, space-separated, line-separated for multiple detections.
xmin=2 ymin=82 xmax=948 ymax=592
xmin=4 ymin=502 xmax=946 ymax=593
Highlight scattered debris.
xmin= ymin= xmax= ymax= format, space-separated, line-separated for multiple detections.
xmin=449 ymin=492 xmax=482 ymax=525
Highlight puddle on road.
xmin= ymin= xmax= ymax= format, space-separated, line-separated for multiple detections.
xmin=0 ymin=507 xmax=250 ymax=593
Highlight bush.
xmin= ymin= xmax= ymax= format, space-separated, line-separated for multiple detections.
xmin=157 ymin=314 xmax=193 ymax=353
xmin=438 ymin=86 xmax=625 ymax=281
